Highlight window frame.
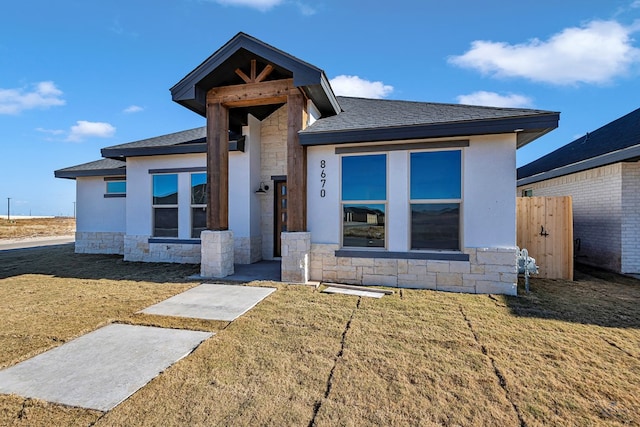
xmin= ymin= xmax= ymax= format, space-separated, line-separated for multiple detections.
xmin=340 ymin=153 xmax=388 ymax=249
xmin=152 ymin=174 xmax=179 ymax=238
xmin=409 ymin=148 xmax=463 ymax=252
xmin=190 ymin=172 xmax=207 ymax=239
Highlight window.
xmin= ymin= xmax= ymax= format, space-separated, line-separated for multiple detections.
xmin=341 ymin=154 xmax=386 ymax=247
xmin=410 ymin=150 xmax=461 ymax=250
xmin=106 ymin=181 xmax=126 ymax=194
xmin=152 ymin=174 xmax=178 ymax=237
xmin=191 ymin=173 xmax=207 ymax=238
xmin=522 ymin=189 xmax=533 ymax=197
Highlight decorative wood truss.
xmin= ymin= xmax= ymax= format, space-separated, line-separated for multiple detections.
xmin=206 ymin=59 xmax=308 ymax=232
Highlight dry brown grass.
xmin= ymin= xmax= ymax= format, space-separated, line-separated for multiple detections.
xmin=0 ymin=217 xmax=75 ymax=239
xmin=0 ymin=245 xmax=639 ymax=426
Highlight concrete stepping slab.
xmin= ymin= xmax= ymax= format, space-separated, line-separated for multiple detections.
xmin=0 ymin=324 xmax=212 ymax=411
xmin=322 ymin=286 xmax=385 ymax=299
xmin=140 ymin=283 xmax=276 ymax=321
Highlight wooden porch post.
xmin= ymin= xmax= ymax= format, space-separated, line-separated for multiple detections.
xmin=206 ymin=100 xmax=229 ymax=231
xmin=286 ymin=90 xmax=307 ymax=232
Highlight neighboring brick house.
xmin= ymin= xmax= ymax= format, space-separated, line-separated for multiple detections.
xmin=517 ymin=107 xmax=640 ymax=274
xmin=55 ymin=32 xmax=559 ymax=295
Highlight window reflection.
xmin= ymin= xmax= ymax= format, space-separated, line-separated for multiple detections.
xmin=411 ymin=203 xmax=459 ymax=250
xmin=343 ymin=204 xmax=385 ymax=247
xmin=153 ymin=175 xmax=178 ymax=205
xmin=342 ymin=155 xmax=386 ymax=201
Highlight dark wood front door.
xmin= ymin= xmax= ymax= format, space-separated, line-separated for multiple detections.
xmin=274 ymin=181 xmax=287 ymax=257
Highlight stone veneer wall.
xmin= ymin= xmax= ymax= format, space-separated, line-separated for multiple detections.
xmin=124 ymin=235 xmax=200 ymax=264
xmin=281 ymin=232 xmax=310 ymax=283
xmin=260 ymin=106 xmax=287 ymax=260
xmin=75 ymin=231 xmax=125 ymax=255
xmin=235 ymin=236 xmax=262 ymax=264
xmin=310 ymin=244 xmax=517 ymax=295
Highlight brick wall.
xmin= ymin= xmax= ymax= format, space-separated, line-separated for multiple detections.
xmin=518 ymin=163 xmax=623 ymax=271
xmin=621 ymin=162 xmax=640 ymax=273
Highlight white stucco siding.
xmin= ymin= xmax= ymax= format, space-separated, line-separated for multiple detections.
xmin=463 ymin=134 xmax=517 ymax=248
xmin=126 ymin=154 xmax=205 ymax=237
xmin=307 ymin=145 xmax=340 ymax=244
xmin=76 ymin=176 xmax=125 ymax=232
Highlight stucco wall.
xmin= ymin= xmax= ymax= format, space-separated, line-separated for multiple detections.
xmin=76 ymin=176 xmax=126 ymax=233
xmin=518 ymin=163 xmax=623 ymax=272
xmin=75 ymin=176 xmax=126 ymax=254
xmin=307 ymin=134 xmax=517 ymax=251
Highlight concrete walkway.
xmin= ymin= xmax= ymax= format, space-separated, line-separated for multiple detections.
xmin=0 ymin=283 xmax=276 ymax=411
xmin=141 ymin=283 xmax=276 ymax=321
xmin=0 ymin=324 xmax=212 ymax=411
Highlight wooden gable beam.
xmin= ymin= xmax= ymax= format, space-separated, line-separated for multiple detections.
xmin=208 ymin=78 xmax=293 ymax=108
xmin=234 ymin=60 xmax=274 ymax=84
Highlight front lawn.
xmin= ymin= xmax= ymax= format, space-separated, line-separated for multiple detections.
xmin=0 ymin=245 xmax=638 ymax=426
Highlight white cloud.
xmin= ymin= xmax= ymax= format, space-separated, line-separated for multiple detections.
xmin=329 ymin=75 xmax=393 ymax=99
xmin=67 ymin=121 xmax=116 ymax=142
xmin=0 ymin=81 xmax=65 ymax=114
xmin=456 ymin=91 xmax=533 ymax=108
xmin=449 ymin=20 xmax=640 ymax=85
xmin=36 ymin=127 xmax=65 ymax=135
xmin=295 ymin=1 xmax=316 ymax=15
xmin=123 ymin=105 xmax=144 ymax=113
xmin=214 ymin=0 xmax=283 ymax=11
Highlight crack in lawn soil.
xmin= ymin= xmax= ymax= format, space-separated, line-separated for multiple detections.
xmin=308 ymin=297 xmax=361 ymax=427
xmin=459 ymin=305 xmax=527 ymax=427
xmin=602 ymin=337 xmax=636 ymax=359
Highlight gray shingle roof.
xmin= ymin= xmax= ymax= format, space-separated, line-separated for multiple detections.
xmin=103 ymin=127 xmax=205 ymax=150
xmin=54 ymin=159 xmax=126 ymax=179
xmin=304 ymin=97 xmax=554 ymax=132
xmin=518 ymin=107 xmax=640 ymax=185
xmin=300 ymin=97 xmax=559 ymax=147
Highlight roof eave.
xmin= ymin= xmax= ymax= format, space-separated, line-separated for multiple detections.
xmin=54 ymin=168 xmax=126 ymax=180
xmin=518 ymin=142 xmax=640 ymax=186
xmin=300 ymin=113 xmax=559 ymax=146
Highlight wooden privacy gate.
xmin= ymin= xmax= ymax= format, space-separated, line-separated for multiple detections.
xmin=516 ymin=196 xmax=574 ymax=280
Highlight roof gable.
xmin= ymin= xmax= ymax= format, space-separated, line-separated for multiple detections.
xmin=518 ymin=107 xmax=640 ymax=184
xmin=170 ymin=32 xmax=340 ymax=118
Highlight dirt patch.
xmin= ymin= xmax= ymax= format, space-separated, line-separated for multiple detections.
xmin=0 ymin=217 xmax=75 ymax=240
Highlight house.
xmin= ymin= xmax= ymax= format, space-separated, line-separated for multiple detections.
xmin=517 ymin=107 xmax=640 ymax=274
xmin=55 ymin=32 xmax=559 ymax=295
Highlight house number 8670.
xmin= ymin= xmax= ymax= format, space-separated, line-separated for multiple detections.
xmin=320 ymin=160 xmax=326 ymax=198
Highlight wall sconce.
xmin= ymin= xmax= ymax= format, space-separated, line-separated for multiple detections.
xmin=255 ymin=181 xmax=270 ymax=194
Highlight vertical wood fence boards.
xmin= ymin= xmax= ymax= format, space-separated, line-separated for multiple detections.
xmin=517 ymin=196 xmax=574 ymax=280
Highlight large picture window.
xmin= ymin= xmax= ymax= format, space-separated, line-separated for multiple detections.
xmin=191 ymin=173 xmax=207 ymax=238
xmin=341 ymin=154 xmax=386 ymax=248
xmin=152 ymin=174 xmax=178 ymax=237
xmin=410 ymin=150 xmax=461 ymax=250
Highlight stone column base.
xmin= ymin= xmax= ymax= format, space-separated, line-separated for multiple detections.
xmin=281 ymin=232 xmax=311 ymax=283
xmin=201 ymin=230 xmax=234 ymax=278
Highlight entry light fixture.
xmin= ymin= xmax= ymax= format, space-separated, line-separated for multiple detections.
xmin=255 ymin=181 xmax=270 ymax=194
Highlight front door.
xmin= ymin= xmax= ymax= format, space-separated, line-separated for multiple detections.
xmin=274 ymin=180 xmax=287 ymax=257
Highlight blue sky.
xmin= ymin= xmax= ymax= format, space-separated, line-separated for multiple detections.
xmin=1 ymin=0 xmax=639 ymax=216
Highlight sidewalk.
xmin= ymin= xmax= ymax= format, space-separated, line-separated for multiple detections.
xmin=0 ymin=235 xmax=75 ymax=251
